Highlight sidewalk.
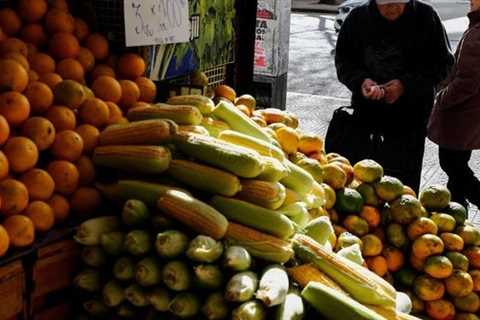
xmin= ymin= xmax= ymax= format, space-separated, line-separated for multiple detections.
xmin=291 ymin=0 xmax=339 ymax=13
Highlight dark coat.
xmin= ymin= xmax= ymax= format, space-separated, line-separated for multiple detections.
xmin=428 ymin=10 xmax=480 ymax=150
xmin=335 ymin=0 xmax=454 ymax=131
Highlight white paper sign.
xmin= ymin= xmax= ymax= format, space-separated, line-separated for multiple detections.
xmin=124 ymin=0 xmax=190 ymax=47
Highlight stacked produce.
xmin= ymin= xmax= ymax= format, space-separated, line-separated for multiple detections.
xmin=0 ymin=0 xmax=160 ymax=257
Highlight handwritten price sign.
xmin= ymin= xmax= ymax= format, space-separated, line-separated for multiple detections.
xmin=124 ymin=0 xmax=190 ymax=47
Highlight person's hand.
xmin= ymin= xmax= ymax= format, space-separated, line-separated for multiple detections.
xmin=383 ymin=79 xmax=404 ymax=104
xmin=361 ymin=78 xmax=385 ymax=100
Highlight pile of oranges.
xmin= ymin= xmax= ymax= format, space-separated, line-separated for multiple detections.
xmin=0 ymin=0 xmax=157 ymax=258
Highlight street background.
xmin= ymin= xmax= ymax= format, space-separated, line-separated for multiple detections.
xmin=285 ymin=0 xmax=480 ymax=221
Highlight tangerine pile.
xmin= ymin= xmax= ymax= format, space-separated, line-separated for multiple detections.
xmin=0 ymin=0 xmax=157 ymax=258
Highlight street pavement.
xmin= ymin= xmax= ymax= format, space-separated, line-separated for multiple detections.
xmin=286 ymin=7 xmax=480 ymax=222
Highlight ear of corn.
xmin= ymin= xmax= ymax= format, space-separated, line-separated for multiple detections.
xmin=167 ymin=95 xmax=215 ymax=115
xmin=167 ymin=159 xmax=242 ymax=197
xmin=283 ymin=188 xmax=303 ymax=206
xmin=225 ymin=223 xmax=294 ymax=263
xmin=287 ymin=264 xmax=346 ymax=293
xmin=292 ymin=234 xmax=397 ymax=309
xmin=275 ymin=289 xmax=305 ymax=320
xmin=96 ymin=180 xmax=189 ymax=207
xmin=178 ymin=125 xmax=210 ymax=136
xmin=200 ymin=117 xmax=230 ymax=137
xmin=157 ymin=190 xmax=228 ymax=240
xmin=218 ymin=130 xmax=286 ymax=161
xmin=211 ymin=196 xmax=295 ymax=239
xmin=127 ymin=104 xmax=203 ymax=125
xmin=93 ymin=146 xmax=171 ymax=174
xmin=237 ymin=180 xmax=286 ymax=210
xmin=301 ymin=282 xmax=388 ymax=320
xmin=257 ymin=156 xmax=289 ymax=182
xmin=365 ymin=305 xmax=406 ymax=320
xmin=99 ymin=120 xmax=177 ymax=146
xmin=213 ymin=101 xmax=275 ymax=144
xmin=173 ymin=133 xmax=264 ymax=178
xmin=256 ymin=265 xmax=289 ymax=307
xmin=280 ymin=160 xmax=315 ymax=195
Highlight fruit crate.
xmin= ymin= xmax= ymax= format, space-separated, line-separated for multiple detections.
xmin=0 ymin=261 xmax=26 ymax=320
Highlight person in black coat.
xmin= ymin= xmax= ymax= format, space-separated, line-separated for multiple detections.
xmin=334 ymin=0 xmax=454 ymax=192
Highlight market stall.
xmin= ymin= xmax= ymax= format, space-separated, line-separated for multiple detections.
xmin=0 ymin=0 xmax=478 ymax=320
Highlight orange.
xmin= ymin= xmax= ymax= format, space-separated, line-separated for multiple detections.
xmin=136 ymin=77 xmax=157 ymax=102
xmin=47 ymin=160 xmax=79 ymax=195
xmin=46 ymin=105 xmax=76 ymax=131
xmin=2 ymin=52 xmax=29 ymax=71
xmin=0 ymin=114 xmax=10 ymax=146
xmin=76 ymin=155 xmax=96 ymax=186
xmin=20 ymin=168 xmax=55 ymax=201
xmin=0 ymin=27 xmax=6 ymax=42
xmin=38 ymin=72 xmax=62 ymax=90
xmin=470 ymin=269 xmax=480 ymax=292
xmin=77 ymin=47 xmax=95 ymax=72
xmin=445 ymin=270 xmax=474 ymax=298
xmin=85 ymin=33 xmax=109 ymax=60
xmin=0 ymin=59 xmax=29 ymax=93
xmin=56 ymin=58 xmax=84 ymax=82
xmin=28 ymin=70 xmax=39 ymax=82
xmin=361 ymin=234 xmax=383 ymax=257
xmin=3 ymin=137 xmax=38 ymax=173
xmin=106 ymin=102 xmax=123 ymax=125
xmin=3 ymin=215 xmax=35 ymax=248
xmin=119 ymin=80 xmax=140 ymax=109
xmin=0 ymin=9 xmax=22 ymax=36
xmin=425 ymin=299 xmax=455 ymax=320
xmin=74 ymin=18 xmax=89 ymax=42
xmin=51 ymin=130 xmax=84 ymax=162
xmin=20 ymin=24 xmax=47 ymax=48
xmin=29 ymin=52 xmax=55 ymax=74
xmin=75 ymin=124 xmax=99 ymax=154
xmin=90 ymin=64 xmax=115 ymax=80
xmin=215 ymin=84 xmax=236 ymax=102
xmin=18 ymin=0 xmax=48 ymax=23
xmin=45 ymin=9 xmax=74 ymax=34
xmin=414 ymin=275 xmax=446 ymax=301
xmin=0 ymin=151 xmax=9 ymax=180
xmin=79 ymin=98 xmax=110 ymax=128
xmin=70 ymin=187 xmax=102 ymax=216
xmin=49 ymin=32 xmax=80 ymax=59
xmin=21 ymin=116 xmax=56 ymax=151
xmin=50 ymin=0 xmax=68 ymax=11
xmin=24 ymin=201 xmax=55 ymax=232
xmin=412 ymin=234 xmax=444 ymax=260
xmin=464 ymin=246 xmax=480 ymax=269
xmin=359 ymin=205 xmax=381 ymax=228
xmin=0 ymin=38 xmax=28 ymax=57
xmin=47 ymin=194 xmax=69 ymax=222
xmin=0 ymin=225 xmax=9 ymax=257
xmin=91 ymin=76 xmax=122 ymax=103
xmin=117 ymin=53 xmax=145 ymax=79
xmin=366 ymin=256 xmax=388 ymax=277
xmin=24 ymin=81 xmax=53 ymax=113
xmin=382 ymin=246 xmax=405 ymax=272
xmin=0 ymin=91 xmax=30 ymax=126
xmin=0 ymin=179 xmax=29 ymax=216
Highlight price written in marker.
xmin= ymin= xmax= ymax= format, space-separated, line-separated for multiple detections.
xmin=124 ymin=0 xmax=190 ymax=47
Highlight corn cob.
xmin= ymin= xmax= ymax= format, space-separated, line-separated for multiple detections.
xmin=218 ymin=130 xmax=286 ymax=161
xmin=173 ymin=133 xmax=264 ymax=178
xmin=99 ymin=119 xmax=177 ymax=146
xmin=127 ymin=103 xmax=203 ymax=125
xmin=283 ymin=188 xmax=303 ymax=206
xmin=212 ymin=101 xmax=275 ymax=144
xmin=280 ymin=160 xmax=315 ymax=195
xmin=178 ymin=125 xmax=210 ymax=136
xmin=167 ymin=159 xmax=242 ymax=197
xmin=96 ymin=180 xmax=189 ymax=207
xmin=167 ymin=95 xmax=215 ymax=115
xmin=200 ymin=117 xmax=230 ymax=137
xmin=225 ymin=222 xmax=294 ymax=263
xmin=287 ymin=264 xmax=346 ymax=292
xmin=256 ymin=265 xmax=289 ymax=307
xmin=278 ymin=202 xmax=309 ymax=218
xmin=157 ymin=190 xmax=228 ymax=240
xmin=292 ymin=234 xmax=397 ymax=308
xmin=236 ymin=180 xmax=286 ymax=210
xmin=211 ymin=196 xmax=295 ymax=239
xmin=257 ymin=156 xmax=289 ymax=182
xmin=302 ymin=283 xmax=387 ymax=320
xmin=296 ymin=158 xmax=324 ymax=183
xmin=365 ymin=306 xmax=420 ymax=320
xmin=275 ymin=289 xmax=305 ymax=320
xmin=93 ymin=145 xmax=171 ymax=174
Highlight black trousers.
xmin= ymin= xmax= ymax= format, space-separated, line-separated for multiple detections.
xmin=439 ymin=147 xmax=480 ymax=208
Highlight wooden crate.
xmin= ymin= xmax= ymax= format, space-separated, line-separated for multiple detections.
xmin=0 ymin=261 xmax=25 ymax=320
xmin=29 ymin=240 xmax=80 ymax=317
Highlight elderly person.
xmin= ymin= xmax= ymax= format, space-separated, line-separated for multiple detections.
xmin=334 ymin=0 xmax=454 ymax=192
xmin=428 ymin=0 xmax=480 ymax=211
